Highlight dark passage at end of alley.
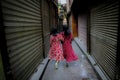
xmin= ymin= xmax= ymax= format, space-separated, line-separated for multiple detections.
xmin=42 ymin=41 xmax=100 ymax=80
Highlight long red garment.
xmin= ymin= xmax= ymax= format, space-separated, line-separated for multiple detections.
xmin=62 ymin=32 xmax=78 ymax=62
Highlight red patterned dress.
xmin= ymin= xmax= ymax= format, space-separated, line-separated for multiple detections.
xmin=49 ymin=34 xmax=64 ymax=61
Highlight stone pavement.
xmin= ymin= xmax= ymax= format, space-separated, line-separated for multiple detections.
xmin=42 ymin=41 xmax=101 ymax=80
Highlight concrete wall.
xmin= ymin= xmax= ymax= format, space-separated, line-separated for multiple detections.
xmin=66 ymin=0 xmax=73 ymax=12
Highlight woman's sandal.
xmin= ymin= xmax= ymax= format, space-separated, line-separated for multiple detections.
xmin=66 ymin=63 xmax=69 ymax=67
xmin=55 ymin=62 xmax=58 ymax=69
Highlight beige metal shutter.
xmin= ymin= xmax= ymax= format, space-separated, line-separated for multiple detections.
xmin=42 ymin=0 xmax=50 ymax=57
xmin=90 ymin=1 xmax=119 ymax=79
xmin=1 ymin=0 xmax=43 ymax=80
xmin=78 ymin=15 xmax=87 ymax=52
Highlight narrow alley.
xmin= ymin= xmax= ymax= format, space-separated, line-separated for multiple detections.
xmin=42 ymin=41 xmax=99 ymax=80
xmin=0 ymin=0 xmax=120 ymax=80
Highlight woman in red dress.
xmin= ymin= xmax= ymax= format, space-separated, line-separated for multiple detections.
xmin=49 ymin=27 xmax=64 ymax=69
xmin=62 ymin=26 xmax=78 ymax=67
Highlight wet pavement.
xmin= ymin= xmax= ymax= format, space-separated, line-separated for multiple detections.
xmin=42 ymin=41 xmax=100 ymax=80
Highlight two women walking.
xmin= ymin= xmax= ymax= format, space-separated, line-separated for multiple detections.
xmin=48 ymin=26 xmax=78 ymax=69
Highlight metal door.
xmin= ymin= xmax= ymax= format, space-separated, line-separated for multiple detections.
xmin=1 ymin=0 xmax=43 ymax=80
xmin=90 ymin=1 xmax=119 ymax=79
xmin=42 ymin=0 xmax=50 ymax=57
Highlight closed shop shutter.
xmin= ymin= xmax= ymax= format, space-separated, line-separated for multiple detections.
xmin=90 ymin=1 xmax=119 ymax=79
xmin=78 ymin=15 xmax=87 ymax=52
xmin=42 ymin=0 xmax=50 ymax=57
xmin=1 ymin=0 xmax=43 ymax=80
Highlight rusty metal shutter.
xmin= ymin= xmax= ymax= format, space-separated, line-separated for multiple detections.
xmin=90 ymin=1 xmax=119 ymax=79
xmin=42 ymin=0 xmax=50 ymax=57
xmin=1 ymin=0 xmax=43 ymax=80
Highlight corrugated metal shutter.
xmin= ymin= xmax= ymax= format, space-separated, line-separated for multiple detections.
xmin=78 ymin=15 xmax=87 ymax=52
xmin=1 ymin=0 xmax=43 ymax=80
xmin=90 ymin=1 xmax=119 ymax=79
xmin=42 ymin=0 xmax=50 ymax=57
